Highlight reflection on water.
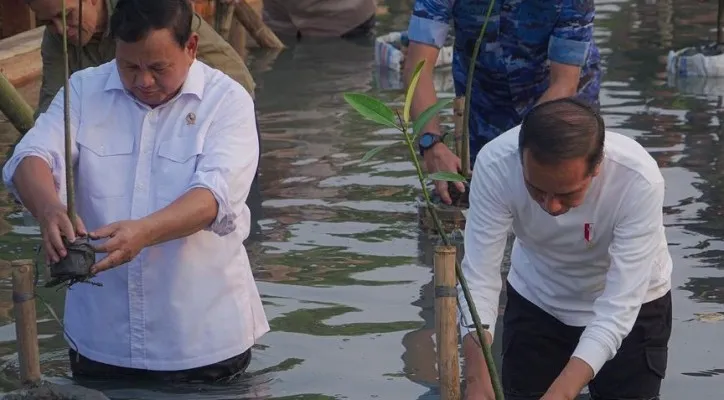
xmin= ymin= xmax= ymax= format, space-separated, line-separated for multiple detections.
xmin=0 ymin=0 xmax=723 ymax=398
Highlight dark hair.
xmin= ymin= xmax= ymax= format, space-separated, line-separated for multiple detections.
xmin=110 ymin=0 xmax=193 ymax=47
xmin=518 ymin=97 xmax=605 ymax=176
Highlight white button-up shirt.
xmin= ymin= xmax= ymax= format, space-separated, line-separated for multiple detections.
xmin=2 ymin=59 xmax=270 ymax=371
xmin=460 ymin=126 xmax=672 ymax=376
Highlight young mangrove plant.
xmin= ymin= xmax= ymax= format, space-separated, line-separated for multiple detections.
xmin=45 ymin=0 xmax=99 ymax=289
xmin=343 ymin=59 xmax=504 ymax=399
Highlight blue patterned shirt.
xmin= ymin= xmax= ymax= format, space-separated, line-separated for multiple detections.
xmin=408 ymin=0 xmax=601 ymax=163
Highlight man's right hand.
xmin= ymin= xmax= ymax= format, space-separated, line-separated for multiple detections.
xmin=38 ymin=202 xmax=87 ymax=264
xmin=424 ymin=143 xmax=466 ymax=205
xmin=464 ymin=381 xmax=496 ymax=400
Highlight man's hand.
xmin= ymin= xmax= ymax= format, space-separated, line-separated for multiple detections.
xmin=89 ymin=220 xmax=152 ymax=274
xmin=38 ymin=202 xmax=88 ymax=264
xmin=462 ymin=330 xmax=496 ymax=400
xmin=423 ymin=143 xmax=466 ymax=205
xmin=464 ymin=381 xmax=496 ymax=400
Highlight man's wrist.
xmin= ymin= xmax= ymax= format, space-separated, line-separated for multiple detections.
xmin=418 ymin=131 xmax=447 ymax=157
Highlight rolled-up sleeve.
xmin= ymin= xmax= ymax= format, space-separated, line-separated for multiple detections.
xmin=549 ymin=0 xmax=595 ymax=66
xmin=2 ymin=79 xmax=80 ymax=204
xmin=185 ymin=85 xmax=259 ymax=237
xmin=572 ymin=178 xmax=667 ymax=375
xmin=408 ymin=0 xmax=454 ymax=48
xmin=458 ymin=155 xmax=513 ymax=339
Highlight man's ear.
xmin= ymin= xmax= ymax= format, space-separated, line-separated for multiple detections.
xmin=186 ymin=32 xmax=199 ymax=60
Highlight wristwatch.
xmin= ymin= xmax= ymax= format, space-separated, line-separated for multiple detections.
xmin=418 ymin=132 xmax=447 ymax=157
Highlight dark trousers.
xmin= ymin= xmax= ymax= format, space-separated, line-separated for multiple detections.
xmin=69 ymin=348 xmax=252 ymax=383
xmin=502 ymin=281 xmax=672 ymax=400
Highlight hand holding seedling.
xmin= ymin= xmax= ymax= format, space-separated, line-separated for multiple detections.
xmin=39 ymin=201 xmax=88 ymax=264
xmin=89 ymin=220 xmax=151 ymax=274
xmin=423 ymin=144 xmax=466 ymax=205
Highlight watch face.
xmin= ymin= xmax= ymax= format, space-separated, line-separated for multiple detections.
xmin=420 ymin=134 xmax=435 ymax=147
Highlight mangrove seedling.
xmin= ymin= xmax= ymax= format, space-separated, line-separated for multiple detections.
xmin=46 ymin=0 xmax=99 ymax=289
xmin=343 ymin=59 xmax=504 ymax=399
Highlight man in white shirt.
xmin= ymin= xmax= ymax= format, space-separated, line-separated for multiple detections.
xmin=2 ymin=0 xmax=269 ymax=382
xmin=460 ymin=98 xmax=672 ymax=400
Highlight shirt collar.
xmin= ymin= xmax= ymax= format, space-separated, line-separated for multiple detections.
xmin=104 ymin=59 xmax=206 ymax=103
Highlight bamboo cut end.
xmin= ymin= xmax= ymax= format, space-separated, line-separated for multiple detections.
xmin=11 ymin=259 xmax=33 ymax=267
xmin=434 ymin=245 xmax=457 ymax=255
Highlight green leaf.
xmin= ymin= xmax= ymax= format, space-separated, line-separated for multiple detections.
xmin=412 ymin=98 xmax=453 ymax=135
xmin=343 ymin=93 xmax=399 ymax=129
xmin=427 ymin=171 xmax=468 ymax=182
xmin=361 ymin=142 xmax=399 ymax=163
xmin=403 ymin=60 xmax=426 ymax=125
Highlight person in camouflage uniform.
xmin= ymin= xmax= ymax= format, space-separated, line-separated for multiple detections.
xmin=405 ymin=0 xmax=601 ymax=205
xmin=25 ymin=0 xmax=263 ymax=238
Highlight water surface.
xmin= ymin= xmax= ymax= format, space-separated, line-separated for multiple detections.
xmin=0 ymin=0 xmax=723 ymax=398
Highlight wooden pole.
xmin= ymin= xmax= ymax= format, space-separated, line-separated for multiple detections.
xmin=453 ymin=97 xmax=465 ymax=160
xmin=434 ymin=245 xmax=461 ymax=400
xmin=11 ymin=259 xmax=41 ymax=385
xmin=0 ymin=0 xmax=36 ymax=39
xmin=718 ymin=0 xmax=724 ymax=45
xmin=232 ymin=1 xmax=285 ymax=49
xmin=0 ymin=71 xmax=35 ymax=135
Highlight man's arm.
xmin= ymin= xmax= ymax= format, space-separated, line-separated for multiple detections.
xmin=193 ymin=14 xmax=257 ymax=98
xmin=458 ymin=154 xmax=513 ymax=394
xmin=545 ymin=178 xmax=667 ymax=399
xmin=35 ymin=28 xmax=68 ymax=119
xmin=537 ymin=0 xmax=595 ymax=105
xmin=139 ymin=85 xmax=260 ymax=245
xmin=404 ymin=0 xmax=453 ymax=134
xmin=3 ymin=78 xmax=81 ymax=211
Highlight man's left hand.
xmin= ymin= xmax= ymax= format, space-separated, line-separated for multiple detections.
xmin=89 ymin=220 xmax=152 ymax=274
xmin=539 ymin=391 xmax=572 ymax=400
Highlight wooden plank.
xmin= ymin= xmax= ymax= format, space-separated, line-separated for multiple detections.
xmin=0 ymin=0 xmax=36 ymax=39
xmin=0 ymin=27 xmax=44 ymax=86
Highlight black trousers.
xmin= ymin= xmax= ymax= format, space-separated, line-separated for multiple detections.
xmin=69 ymin=348 xmax=251 ymax=383
xmin=502 ymin=281 xmax=672 ymax=400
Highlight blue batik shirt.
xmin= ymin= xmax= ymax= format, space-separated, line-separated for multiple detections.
xmin=408 ymin=0 xmax=601 ymax=164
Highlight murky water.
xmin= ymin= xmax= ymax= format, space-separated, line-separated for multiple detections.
xmin=0 ymin=0 xmax=723 ymax=398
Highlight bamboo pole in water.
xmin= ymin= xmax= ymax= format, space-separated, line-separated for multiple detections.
xmin=11 ymin=260 xmax=40 ymax=385
xmin=232 ymin=1 xmax=285 ymax=49
xmin=718 ymin=0 xmax=724 ymax=45
xmin=434 ymin=246 xmax=461 ymax=400
xmin=0 ymin=71 xmax=34 ymax=135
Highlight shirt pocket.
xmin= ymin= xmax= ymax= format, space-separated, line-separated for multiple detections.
xmin=76 ymin=124 xmax=135 ymax=199
xmin=155 ymin=135 xmax=204 ymax=203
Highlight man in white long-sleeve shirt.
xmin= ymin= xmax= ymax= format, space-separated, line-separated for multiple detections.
xmin=2 ymin=0 xmax=268 ymax=381
xmin=459 ymin=98 xmax=672 ymax=400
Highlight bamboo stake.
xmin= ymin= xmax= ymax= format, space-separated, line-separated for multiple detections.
xmin=11 ymin=260 xmax=40 ymax=385
xmin=434 ymin=246 xmax=460 ymax=400
xmin=232 ymin=0 xmax=285 ymax=49
xmin=453 ymin=97 xmax=464 ymax=161
xmin=0 ymin=71 xmax=34 ymax=135
xmin=61 ymin=0 xmax=77 ymax=231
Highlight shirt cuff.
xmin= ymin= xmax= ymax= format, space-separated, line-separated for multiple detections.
xmin=571 ymin=335 xmax=611 ymax=376
xmin=2 ymin=151 xmax=62 ymax=206
xmin=548 ymin=36 xmax=591 ymax=66
xmin=458 ymin=299 xmax=497 ymax=341
xmin=407 ymin=15 xmax=450 ymax=48
xmin=186 ymin=170 xmax=237 ymax=237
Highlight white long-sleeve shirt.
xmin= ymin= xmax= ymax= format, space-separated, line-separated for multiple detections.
xmin=458 ymin=125 xmax=672 ymax=375
xmin=2 ymin=59 xmax=270 ymax=371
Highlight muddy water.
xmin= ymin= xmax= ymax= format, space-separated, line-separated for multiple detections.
xmin=0 ymin=0 xmax=723 ymax=398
